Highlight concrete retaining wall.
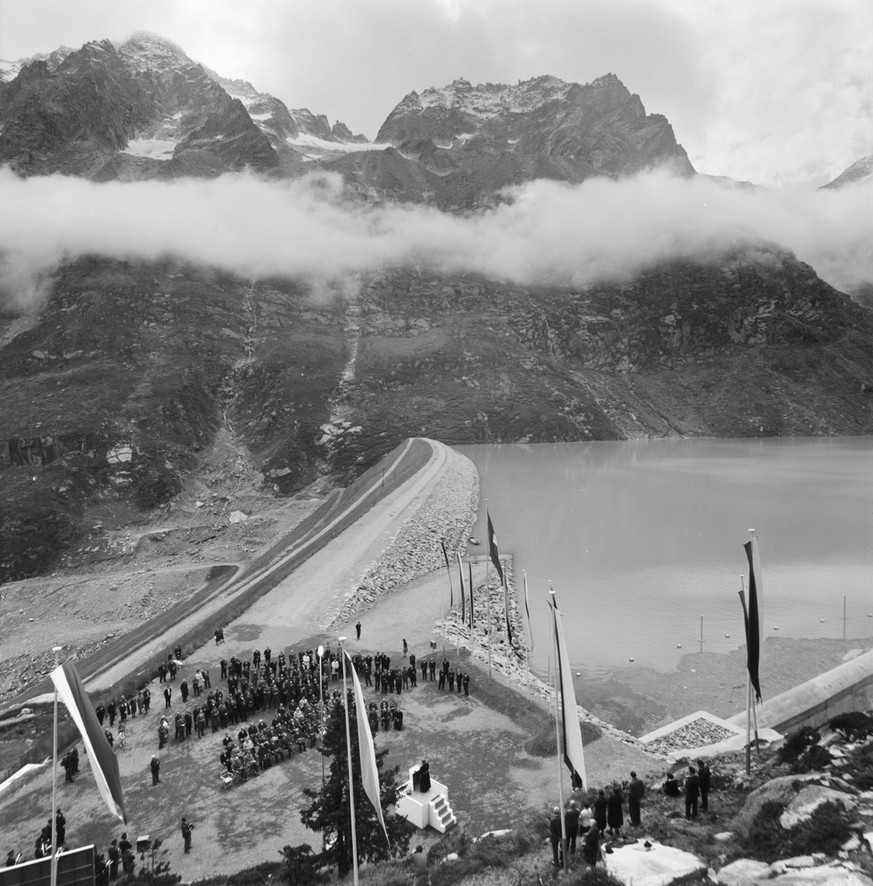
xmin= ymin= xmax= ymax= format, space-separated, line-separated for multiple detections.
xmin=728 ymin=646 xmax=873 ymax=735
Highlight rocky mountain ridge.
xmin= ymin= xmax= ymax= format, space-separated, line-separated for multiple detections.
xmin=0 ymin=33 xmax=693 ymax=204
xmin=0 ymin=33 xmax=368 ymax=179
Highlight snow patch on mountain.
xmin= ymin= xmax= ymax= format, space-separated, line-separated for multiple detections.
xmin=285 ymin=133 xmax=390 ymax=158
xmin=124 ymin=137 xmax=177 ymax=159
xmin=0 ymin=46 xmax=75 ymax=82
xmin=114 ymin=32 xmax=191 ymax=72
xmin=414 ymin=75 xmax=574 ymax=118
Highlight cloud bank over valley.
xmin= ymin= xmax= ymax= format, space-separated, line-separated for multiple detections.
xmin=0 ymin=166 xmax=870 ymax=309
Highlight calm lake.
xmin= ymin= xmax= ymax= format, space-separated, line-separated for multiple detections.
xmin=457 ymin=437 xmax=872 ymax=678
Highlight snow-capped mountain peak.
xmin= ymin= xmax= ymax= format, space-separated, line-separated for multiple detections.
xmin=114 ymin=31 xmax=192 ymax=73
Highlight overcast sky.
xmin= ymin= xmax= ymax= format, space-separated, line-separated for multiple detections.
xmin=0 ymin=0 xmax=870 ymax=188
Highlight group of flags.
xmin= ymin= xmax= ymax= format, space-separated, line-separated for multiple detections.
xmin=47 ymin=515 xmax=763 ymax=874
xmin=439 ymin=516 xmax=766 ymax=792
xmin=440 ymin=510 xmax=515 ymax=644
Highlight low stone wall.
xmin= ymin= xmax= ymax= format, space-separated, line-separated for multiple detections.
xmin=728 ymin=646 xmax=873 ymax=735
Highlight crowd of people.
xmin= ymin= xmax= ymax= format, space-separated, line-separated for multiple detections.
xmin=27 ymin=631 xmax=479 ymax=865
xmin=549 ymin=762 xmax=714 ymax=869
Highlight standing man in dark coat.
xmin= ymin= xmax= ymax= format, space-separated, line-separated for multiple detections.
xmin=628 ymin=771 xmax=645 ymax=826
xmin=684 ymin=766 xmax=700 ymax=819
xmin=583 ymin=822 xmax=600 ymax=867
xmin=356 ymin=621 xmax=361 ymax=640
xmin=164 ymin=686 xmax=172 ymax=709
xmin=698 ymin=760 xmax=711 ymax=812
xmin=107 ymin=840 xmax=120 ymax=880
xmin=180 ymin=818 xmax=193 ymax=853
xmin=429 ymin=659 xmax=436 ymax=680
xmin=593 ymin=790 xmax=607 ymax=835
xmin=565 ymin=800 xmax=580 ymax=857
xmin=549 ymin=806 xmax=563 ymax=867
xmin=607 ymin=785 xmax=624 ymax=837
xmin=150 ymin=756 xmax=160 ymax=785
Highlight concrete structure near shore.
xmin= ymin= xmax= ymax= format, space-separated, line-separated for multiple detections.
xmin=728 ymin=646 xmax=873 ymax=735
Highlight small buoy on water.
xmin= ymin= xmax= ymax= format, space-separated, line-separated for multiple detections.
xmin=468 ymin=537 xmax=480 ymax=546
xmin=724 ymin=633 xmax=730 ymax=638
xmin=629 ymin=657 xmax=635 ymax=662
xmin=774 ymin=626 xmax=779 ymax=630
xmin=576 ymin=672 xmax=581 ymax=677
xmin=820 ymin=619 xmax=825 ymax=623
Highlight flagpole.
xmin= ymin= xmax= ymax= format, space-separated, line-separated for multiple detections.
xmin=739 ymin=575 xmax=752 ymax=775
xmin=441 ymin=540 xmax=453 ymax=656
xmin=748 ymin=529 xmax=762 ymax=761
xmin=524 ymin=572 xmax=532 ymax=700
xmin=549 ymin=593 xmax=568 ymax=871
xmin=50 ymin=645 xmax=63 ymax=886
xmin=339 ymin=637 xmax=359 ymax=886
xmin=485 ymin=500 xmax=493 ymax=680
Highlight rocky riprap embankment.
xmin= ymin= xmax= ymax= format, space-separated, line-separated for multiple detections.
xmin=644 ymin=716 xmax=738 ymax=755
xmin=327 ymin=446 xmax=479 ymax=627
xmin=437 ymin=566 xmax=653 ymax=752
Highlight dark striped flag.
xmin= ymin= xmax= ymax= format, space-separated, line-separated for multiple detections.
xmin=440 ymin=539 xmax=453 ymax=607
xmin=551 ymin=595 xmax=587 ymax=790
xmin=468 ymin=560 xmax=475 ymax=629
xmin=487 ymin=512 xmax=504 ymax=585
xmin=503 ymin=574 xmax=513 ymax=646
xmin=743 ymin=537 xmax=764 ymax=702
xmin=523 ymin=572 xmax=534 ymax=653
xmin=456 ymin=553 xmax=466 ymax=623
xmin=50 ymin=661 xmax=126 ymax=823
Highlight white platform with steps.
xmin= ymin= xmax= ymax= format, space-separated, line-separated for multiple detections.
xmin=396 ymin=765 xmax=457 ymax=832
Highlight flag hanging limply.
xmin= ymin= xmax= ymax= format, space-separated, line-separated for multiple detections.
xmin=50 ymin=661 xmax=126 ymax=823
xmin=468 ymin=560 xmax=475 ymax=629
xmin=743 ymin=538 xmax=764 ymax=703
xmin=440 ymin=540 xmax=453 ymax=607
xmin=456 ymin=552 xmax=466 ymax=624
xmin=345 ymin=651 xmax=389 ymax=844
xmin=503 ymin=574 xmax=513 ymax=646
xmin=523 ymin=572 xmax=534 ymax=653
xmin=551 ymin=596 xmax=587 ymax=790
xmin=487 ymin=512 xmax=504 ymax=585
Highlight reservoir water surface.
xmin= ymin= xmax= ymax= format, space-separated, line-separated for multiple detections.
xmin=457 ymin=437 xmax=872 ymax=679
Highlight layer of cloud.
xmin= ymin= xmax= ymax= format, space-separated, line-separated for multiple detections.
xmin=0 ymin=167 xmax=870 ymax=311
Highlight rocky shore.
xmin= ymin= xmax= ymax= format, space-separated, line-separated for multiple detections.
xmin=328 ymin=445 xmax=480 ymax=628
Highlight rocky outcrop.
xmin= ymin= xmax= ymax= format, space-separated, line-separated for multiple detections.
xmin=374 ymin=73 xmax=695 ymax=206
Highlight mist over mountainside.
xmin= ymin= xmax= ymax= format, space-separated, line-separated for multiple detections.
xmin=0 ymin=33 xmax=871 ymax=583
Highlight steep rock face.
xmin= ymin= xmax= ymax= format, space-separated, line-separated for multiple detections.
xmin=374 ymin=73 xmax=694 ymax=205
xmin=0 ymin=40 xmax=155 ymax=169
xmin=0 ymin=33 xmax=374 ymax=178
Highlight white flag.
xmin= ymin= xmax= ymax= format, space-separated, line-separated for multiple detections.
xmin=51 ymin=661 xmax=126 ymax=822
xmin=551 ymin=598 xmax=587 ymax=791
xmin=345 ymin=651 xmax=389 ymax=844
